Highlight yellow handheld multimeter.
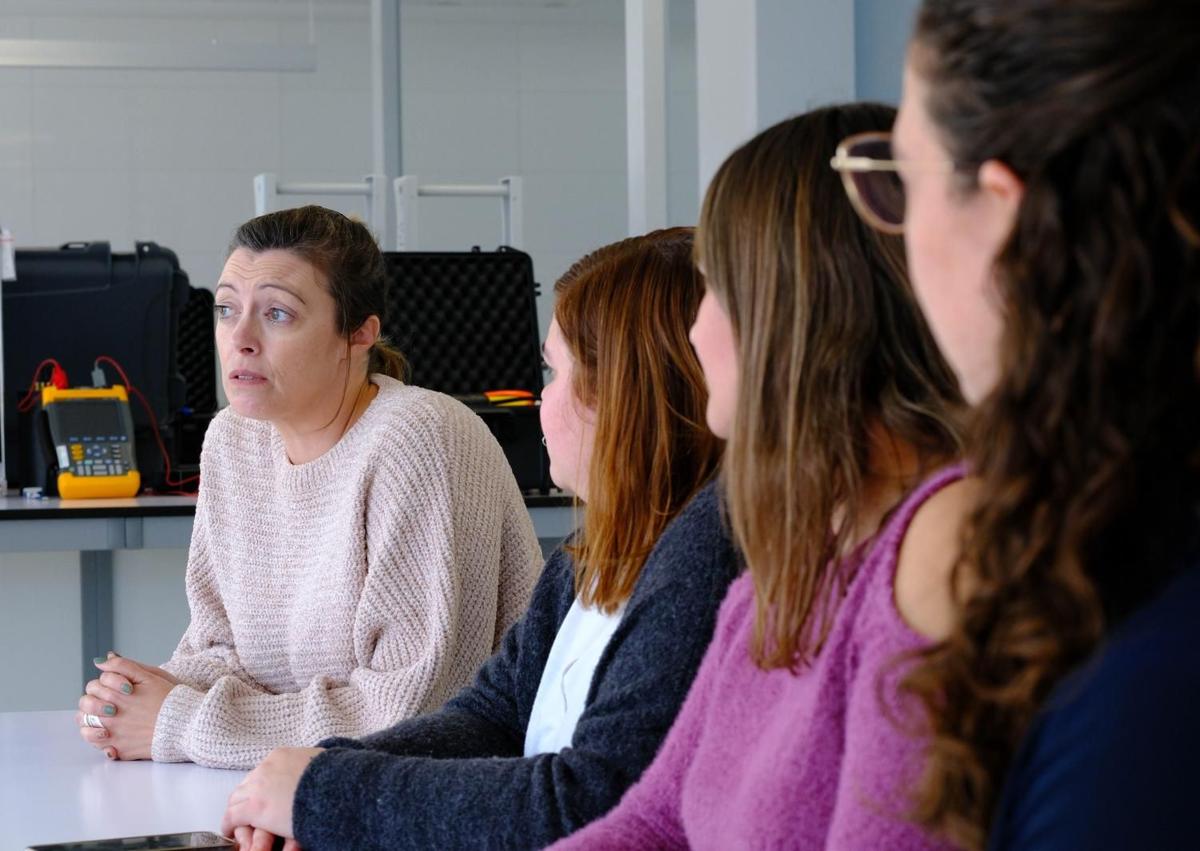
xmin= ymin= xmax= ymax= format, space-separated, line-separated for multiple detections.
xmin=41 ymin=385 xmax=141 ymax=499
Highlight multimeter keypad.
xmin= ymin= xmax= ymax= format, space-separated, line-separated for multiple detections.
xmin=70 ymin=442 xmax=131 ymax=477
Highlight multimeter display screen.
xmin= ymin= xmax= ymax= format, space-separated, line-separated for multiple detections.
xmin=52 ymin=400 xmax=129 ymax=443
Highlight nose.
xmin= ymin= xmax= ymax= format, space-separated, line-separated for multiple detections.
xmin=229 ymin=313 xmax=260 ymax=356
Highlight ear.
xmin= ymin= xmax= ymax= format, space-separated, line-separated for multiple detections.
xmin=977 ymin=158 xmax=1025 ymax=245
xmin=349 ymin=315 xmax=381 ymax=354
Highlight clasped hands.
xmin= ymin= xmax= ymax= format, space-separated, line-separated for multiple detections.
xmin=76 ymin=651 xmax=179 ymax=760
xmin=77 ymin=651 xmax=317 ymax=851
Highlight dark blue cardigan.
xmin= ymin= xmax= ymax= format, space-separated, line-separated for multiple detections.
xmin=293 ymin=481 xmax=740 ymax=850
xmin=989 ymin=558 xmax=1200 ymax=849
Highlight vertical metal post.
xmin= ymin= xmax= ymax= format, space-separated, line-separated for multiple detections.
xmin=500 ymin=176 xmax=524 ymax=249
xmin=365 ymin=173 xmax=389 ymax=247
xmin=394 ymin=176 xmax=420 ymax=250
xmin=625 ymin=0 xmax=669 ymax=234
xmin=80 ymin=551 xmax=114 ymax=691
xmin=0 ymin=248 xmax=7 ymax=494
xmin=253 ymin=172 xmax=278 ymax=217
xmin=371 ymin=0 xmax=402 ymax=249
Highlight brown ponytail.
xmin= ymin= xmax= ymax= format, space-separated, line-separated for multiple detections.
xmin=369 ymin=340 xmax=408 ymax=382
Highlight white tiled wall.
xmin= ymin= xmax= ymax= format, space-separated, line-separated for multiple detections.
xmin=0 ymin=0 xmax=643 ymax=711
xmin=0 ymin=0 xmax=645 ymax=329
xmin=399 ymin=1 xmax=636 ymax=335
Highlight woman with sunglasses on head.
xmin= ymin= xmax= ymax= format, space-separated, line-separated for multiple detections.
xmin=554 ymin=103 xmax=965 ymax=850
xmin=833 ymin=1 xmax=1200 ymax=848
xmin=221 ymin=228 xmax=741 ymax=851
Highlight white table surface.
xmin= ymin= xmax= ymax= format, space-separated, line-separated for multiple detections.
xmin=0 ymin=711 xmax=245 ymax=850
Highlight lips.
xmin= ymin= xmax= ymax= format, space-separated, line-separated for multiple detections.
xmin=228 ymin=369 xmax=267 ymax=383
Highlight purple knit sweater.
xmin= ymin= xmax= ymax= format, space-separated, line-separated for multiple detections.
xmin=552 ymin=466 xmax=963 ymax=850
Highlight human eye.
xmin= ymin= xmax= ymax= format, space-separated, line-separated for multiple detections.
xmin=266 ymin=307 xmax=293 ymax=324
xmin=213 ymin=303 xmax=235 ymax=321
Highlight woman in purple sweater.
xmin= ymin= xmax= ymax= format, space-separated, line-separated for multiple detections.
xmin=556 ymin=105 xmax=966 ymax=849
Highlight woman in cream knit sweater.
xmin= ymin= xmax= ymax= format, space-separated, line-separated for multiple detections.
xmin=74 ymin=206 xmax=541 ymax=769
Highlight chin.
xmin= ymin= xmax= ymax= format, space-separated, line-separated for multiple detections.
xmin=226 ymin=396 xmax=274 ymax=421
xmin=957 ymin=358 xmax=1000 ymax=408
xmin=705 ymin=409 xmax=732 ymax=441
xmin=547 ymin=462 xmax=575 ymax=497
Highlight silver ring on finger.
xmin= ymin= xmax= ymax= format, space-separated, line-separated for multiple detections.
xmin=83 ymin=713 xmax=106 ymax=730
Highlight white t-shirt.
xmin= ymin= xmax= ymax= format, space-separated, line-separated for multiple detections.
xmin=523 ymin=595 xmax=627 ymax=756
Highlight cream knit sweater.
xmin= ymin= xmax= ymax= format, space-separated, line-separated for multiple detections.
xmin=151 ymin=375 xmax=542 ymax=769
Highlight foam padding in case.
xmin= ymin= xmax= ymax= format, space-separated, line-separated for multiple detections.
xmin=178 ymin=286 xmax=218 ymax=414
xmin=381 ymin=248 xmax=543 ymax=396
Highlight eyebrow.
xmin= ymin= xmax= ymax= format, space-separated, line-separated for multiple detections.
xmin=215 ymin=281 xmax=307 ymax=305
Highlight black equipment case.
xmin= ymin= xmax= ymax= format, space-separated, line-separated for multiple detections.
xmin=171 ymin=285 xmax=220 ymax=482
xmin=3 ymin=241 xmax=191 ymax=491
xmin=382 ymin=247 xmax=549 ymax=492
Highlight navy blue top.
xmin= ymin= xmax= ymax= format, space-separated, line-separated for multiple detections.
xmin=292 ymin=481 xmax=740 ymax=851
xmin=989 ymin=559 xmax=1200 ymax=850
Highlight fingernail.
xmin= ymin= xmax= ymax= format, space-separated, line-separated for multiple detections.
xmin=121 ymin=683 xmax=132 ymax=695
xmin=107 ymin=650 xmax=120 ymax=659
xmin=102 ymin=704 xmax=115 ymax=716
xmin=93 ymin=656 xmax=107 ymax=665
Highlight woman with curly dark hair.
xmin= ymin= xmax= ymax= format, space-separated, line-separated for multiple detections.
xmin=833 ymin=1 xmax=1200 ymax=848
